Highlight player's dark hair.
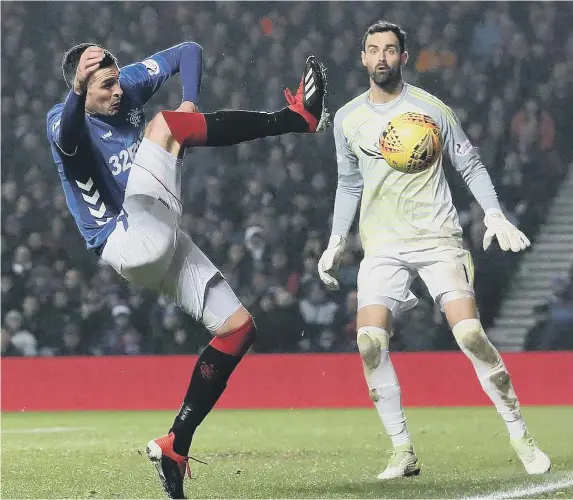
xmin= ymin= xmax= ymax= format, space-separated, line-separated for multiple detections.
xmin=362 ymin=20 xmax=407 ymax=53
xmin=62 ymin=43 xmax=118 ymax=89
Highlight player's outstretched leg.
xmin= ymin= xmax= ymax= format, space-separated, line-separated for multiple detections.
xmin=160 ymin=55 xmax=329 ymax=148
xmin=145 ymin=235 xmax=257 ymax=499
xmin=445 ymin=300 xmax=551 ymax=475
xmin=357 ymin=305 xmax=421 ymax=480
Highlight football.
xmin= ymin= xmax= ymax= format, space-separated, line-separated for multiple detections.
xmin=379 ymin=112 xmax=442 ymax=174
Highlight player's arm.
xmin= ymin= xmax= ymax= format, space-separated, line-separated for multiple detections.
xmin=440 ymin=106 xmax=501 ymax=213
xmin=120 ymin=42 xmax=203 ymax=106
xmin=441 ymin=106 xmax=530 ymax=252
xmin=51 ymin=46 xmax=106 ymax=155
xmin=331 ymin=113 xmax=363 ymax=239
xmin=318 ymin=111 xmax=363 ymax=290
xmin=51 ymin=90 xmax=86 ymax=155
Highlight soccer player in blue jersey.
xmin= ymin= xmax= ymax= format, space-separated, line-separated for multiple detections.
xmin=46 ymin=42 xmax=329 ymax=499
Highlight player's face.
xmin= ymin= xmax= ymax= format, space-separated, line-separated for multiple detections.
xmin=361 ymin=31 xmax=408 ymax=89
xmin=86 ymin=65 xmax=123 ymax=116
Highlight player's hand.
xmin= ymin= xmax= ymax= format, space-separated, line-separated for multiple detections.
xmin=74 ymin=46 xmax=105 ymax=95
xmin=483 ymin=208 xmax=530 ymax=252
xmin=318 ymin=235 xmax=346 ymax=291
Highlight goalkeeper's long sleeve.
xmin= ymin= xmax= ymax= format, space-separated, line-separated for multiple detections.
xmin=440 ymin=104 xmax=502 ymax=213
xmin=332 ymin=171 xmax=363 ymax=237
xmin=330 ymin=110 xmax=363 ymax=237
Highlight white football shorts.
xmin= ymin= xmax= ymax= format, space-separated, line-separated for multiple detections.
xmin=357 ymin=243 xmax=475 ymax=315
xmin=101 ymin=139 xmax=242 ymax=332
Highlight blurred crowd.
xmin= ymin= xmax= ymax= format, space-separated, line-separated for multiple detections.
xmin=2 ymin=2 xmax=573 ymax=357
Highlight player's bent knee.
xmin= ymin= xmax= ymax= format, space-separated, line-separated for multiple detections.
xmin=452 ymin=318 xmax=500 ymax=366
xmin=201 ymin=276 xmax=245 ymax=333
xmin=209 ymin=314 xmax=256 ymax=357
xmin=357 ymin=326 xmax=390 ymax=371
xmin=144 ymin=112 xmax=182 ymax=156
xmin=215 ymin=307 xmax=252 ymax=336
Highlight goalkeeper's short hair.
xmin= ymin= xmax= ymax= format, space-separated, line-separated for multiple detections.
xmin=62 ymin=43 xmax=118 ymax=89
xmin=362 ymin=20 xmax=407 ymax=54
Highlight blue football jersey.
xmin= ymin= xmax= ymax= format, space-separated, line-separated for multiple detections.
xmin=46 ymin=45 xmax=195 ymax=252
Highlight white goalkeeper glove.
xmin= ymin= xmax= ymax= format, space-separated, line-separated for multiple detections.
xmin=483 ymin=208 xmax=531 ymax=252
xmin=318 ymin=235 xmax=346 ymax=291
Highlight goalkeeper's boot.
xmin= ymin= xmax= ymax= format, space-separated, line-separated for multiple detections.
xmin=377 ymin=443 xmax=421 ymax=480
xmin=511 ymin=431 xmax=551 ymax=474
xmin=284 ymin=55 xmax=330 ymax=133
xmin=146 ymin=433 xmax=191 ymax=499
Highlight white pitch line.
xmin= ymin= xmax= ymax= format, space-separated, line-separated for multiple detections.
xmin=465 ymin=475 xmax=573 ymax=499
xmin=1 ymin=426 xmax=92 ymax=435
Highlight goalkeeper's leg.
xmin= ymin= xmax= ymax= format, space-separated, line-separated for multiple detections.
xmin=356 ymin=304 xmax=420 ymax=480
xmin=443 ymin=295 xmax=551 ymax=475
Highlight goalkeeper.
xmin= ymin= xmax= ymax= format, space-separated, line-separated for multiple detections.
xmin=318 ymin=20 xmax=551 ymax=480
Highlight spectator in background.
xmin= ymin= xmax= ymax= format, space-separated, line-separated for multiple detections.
xmin=53 ymin=322 xmax=88 ymax=356
xmin=11 ymin=244 xmax=33 ymax=279
xmin=244 ymin=226 xmax=269 ymax=274
xmin=222 ymin=243 xmax=253 ymax=291
xmin=334 ymin=289 xmax=358 ymax=351
xmin=299 ymin=253 xmax=319 ymax=290
xmin=79 ymin=290 xmax=108 ymax=348
xmin=273 ymin=286 xmax=305 ymax=351
xmin=338 ymin=248 xmax=360 ymax=290
xmin=163 ymin=328 xmax=199 ymax=355
xmin=154 ymin=306 xmax=182 ymax=351
xmin=3 ymin=309 xmax=37 ymax=356
xmin=267 ymin=248 xmax=297 ymax=292
xmin=470 ymin=8 xmax=502 ymax=60
xmin=253 ymin=287 xmax=305 ymax=353
xmin=299 ymin=280 xmax=339 ymax=346
xmin=44 ymin=290 xmax=78 ymax=348
xmin=158 ymin=307 xmax=199 ymax=355
xmin=511 ymin=99 xmax=555 ymax=153
xmin=415 ymin=39 xmax=457 ymax=74
xmin=251 ymin=292 xmax=278 ymax=352
xmin=99 ymin=305 xmax=142 ymax=355
xmin=315 ymin=329 xmax=337 ymax=352
xmin=393 ymin=299 xmax=438 ymax=352
xmin=1 ymin=326 xmax=24 ymax=357
xmin=63 ymin=269 xmax=84 ymax=309
xmin=21 ymin=295 xmax=45 ymax=342
xmin=2 ymin=273 xmax=23 ymax=313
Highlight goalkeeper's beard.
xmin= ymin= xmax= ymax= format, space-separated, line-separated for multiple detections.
xmin=370 ymin=65 xmax=402 ymax=92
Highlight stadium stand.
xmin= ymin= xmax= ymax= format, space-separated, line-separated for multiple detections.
xmin=2 ymin=2 xmax=572 ymax=356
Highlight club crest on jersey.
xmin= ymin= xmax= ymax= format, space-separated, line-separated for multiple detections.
xmin=455 ymin=139 xmax=473 ymax=156
xmin=127 ymin=108 xmax=142 ymax=127
xmin=359 ymin=142 xmax=385 ymax=160
xmin=141 ymin=58 xmax=160 ymax=76
xmin=354 ymin=127 xmax=385 ymax=159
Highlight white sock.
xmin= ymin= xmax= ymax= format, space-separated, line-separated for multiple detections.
xmin=453 ymin=319 xmax=527 ymax=440
xmin=359 ymin=326 xmax=411 ymax=448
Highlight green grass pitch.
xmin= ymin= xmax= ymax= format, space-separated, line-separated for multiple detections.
xmin=2 ymin=407 xmax=572 ymax=499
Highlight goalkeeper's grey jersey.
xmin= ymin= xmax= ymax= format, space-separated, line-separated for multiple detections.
xmin=332 ymin=83 xmax=501 ymax=255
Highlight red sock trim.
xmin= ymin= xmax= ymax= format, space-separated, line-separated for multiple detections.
xmin=209 ymin=318 xmax=255 ymax=357
xmin=162 ymin=111 xmax=208 ymax=146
